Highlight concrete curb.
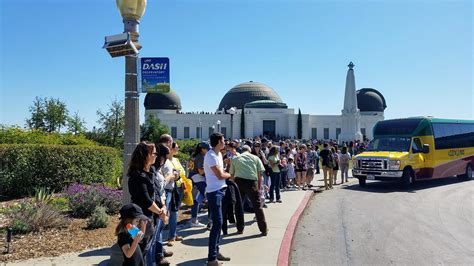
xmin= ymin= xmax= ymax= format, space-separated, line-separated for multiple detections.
xmin=277 ymin=190 xmax=313 ymax=266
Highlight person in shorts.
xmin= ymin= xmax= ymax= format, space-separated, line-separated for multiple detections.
xmin=294 ymin=144 xmax=308 ymax=189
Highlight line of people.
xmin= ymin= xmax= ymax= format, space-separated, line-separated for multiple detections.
xmin=115 ymin=134 xmax=192 ymax=266
xmin=115 ymin=134 xmax=354 ymax=266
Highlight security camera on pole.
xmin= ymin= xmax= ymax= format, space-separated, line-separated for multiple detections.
xmin=104 ymin=0 xmax=147 ymax=204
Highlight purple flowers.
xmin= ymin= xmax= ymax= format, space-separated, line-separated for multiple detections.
xmin=65 ymin=183 xmax=122 ymax=218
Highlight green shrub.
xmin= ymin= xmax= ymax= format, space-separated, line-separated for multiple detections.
xmin=87 ymin=206 xmax=109 ymax=229
xmin=34 ymin=187 xmax=54 ymax=206
xmin=49 ymin=197 xmax=70 ymax=211
xmin=10 ymin=201 xmax=70 ymax=234
xmin=176 ymin=139 xmax=200 ymax=165
xmin=0 ymin=126 xmax=98 ymax=146
xmin=65 ymin=183 xmax=123 ymax=218
xmin=0 ymin=202 xmax=22 ymax=216
xmin=176 ymin=139 xmax=199 ymax=157
xmin=11 ymin=219 xmax=30 ymax=234
xmin=0 ymin=144 xmax=122 ymax=197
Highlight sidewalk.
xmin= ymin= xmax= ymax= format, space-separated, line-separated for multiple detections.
xmin=5 ymin=173 xmax=343 ymax=266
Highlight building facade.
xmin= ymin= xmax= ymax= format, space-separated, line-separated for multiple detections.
xmin=144 ymin=63 xmax=387 ymax=141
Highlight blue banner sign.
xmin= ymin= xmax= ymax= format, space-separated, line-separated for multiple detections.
xmin=141 ymin=57 xmax=170 ymax=93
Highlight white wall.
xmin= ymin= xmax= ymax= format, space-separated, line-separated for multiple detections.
xmin=145 ymin=109 xmax=383 ymax=140
xmin=245 ymin=108 xmax=294 ymax=138
xmin=360 ymin=112 xmax=384 ymax=139
xmin=307 ymin=115 xmax=342 ymax=140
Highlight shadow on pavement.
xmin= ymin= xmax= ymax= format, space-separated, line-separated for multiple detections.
xmin=176 ymin=257 xmax=207 ymax=266
xmin=180 ymin=231 xmax=263 ymax=247
xmin=163 ymin=219 xmax=257 ymax=241
xmin=79 ymin=247 xmax=111 ymax=257
xmin=342 ymin=176 xmax=469 ymax=193
xmin=165 ymin=226 xmax=209 ymax=239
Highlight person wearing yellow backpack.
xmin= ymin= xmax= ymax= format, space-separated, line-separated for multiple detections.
xmin=170 ymin=143 xmax=193 ymax=207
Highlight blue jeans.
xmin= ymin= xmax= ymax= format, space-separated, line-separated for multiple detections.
xmin=191 ymin=181 xmax=207 ymax=220
xmin=206 ymin=188 xmax=225 ymax=261
xmin=263 ymin=173 xmax=270 ymax=198
xmin=147 ymin=218 xmax=164 ymax=265
xmin=270 ymin=172 xmax=281 ymax=201
xmin=165 ymin=188 xmax=183 ymax=240
xmin=280 ymin=171 xmax=288 ymax=188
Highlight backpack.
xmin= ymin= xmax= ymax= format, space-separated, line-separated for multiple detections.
xmin=326 ymin=151 xmax=335 ymax=168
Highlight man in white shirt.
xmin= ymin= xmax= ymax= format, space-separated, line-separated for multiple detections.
xmin=204 ymin=133 xmax=231 ymax=266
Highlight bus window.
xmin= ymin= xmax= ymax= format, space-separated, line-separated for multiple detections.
xmin=412 ymin=138 xmax=422 ymax=153
xmin=433 ymin=123 xmax=474 ymax=149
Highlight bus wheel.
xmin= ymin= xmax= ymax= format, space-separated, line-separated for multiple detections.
xmin=465 ymin=164 xmax=473 ymax=180
xmin=401 ymin=168 xmax=413 ymax=188
xmin=358 ymin=177 xmax=366 ymax=186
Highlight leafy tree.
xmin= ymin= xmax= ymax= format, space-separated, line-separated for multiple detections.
xmin=67 ymin=111 xmax=86 ymax=135
xmin=96 ymin=99 xmax=124 ymax=148
xmin=26 ymin=97 xmax=46 ymax=131
xmin=297 ymin=108 xmax=302 ymax=139
xmin=84 ymin=126 xmax=108 ymax=145
xmin=141 ymin=114 xmax=169 ymax=143
xmin=44 ymin=98 xmax=68 ymax=133
xmin=26 ymin=97 xmax=68 ymax=132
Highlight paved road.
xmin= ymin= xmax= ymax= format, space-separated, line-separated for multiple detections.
xmin=291 ymin=177 xmax=474 ymax=265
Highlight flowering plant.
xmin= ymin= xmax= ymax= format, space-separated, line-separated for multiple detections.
xmin=65 ymin=183 xmax=122 ymax=218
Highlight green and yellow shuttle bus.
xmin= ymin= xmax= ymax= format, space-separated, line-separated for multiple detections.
xmin=352 ymin=117 xmax=474 ymax=187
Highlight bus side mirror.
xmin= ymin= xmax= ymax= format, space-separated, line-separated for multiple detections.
xmin=422 ymin=144 xmax=430 ymax=154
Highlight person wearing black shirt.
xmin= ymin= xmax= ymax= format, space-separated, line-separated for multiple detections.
xmin=319 ymin=143 xmax=334 ymax=190
xmin=116 ymin=203 xmax=149 ymax=266
xmin=127 ymin=142 xmax=170 ymax=266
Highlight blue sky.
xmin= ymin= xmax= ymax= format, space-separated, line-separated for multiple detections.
xmin=1 ymin=0 xmax=472 ymax=130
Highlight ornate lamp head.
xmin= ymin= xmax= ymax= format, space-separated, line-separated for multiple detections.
xmin=116 ymin=0 xmax=147 ymax=20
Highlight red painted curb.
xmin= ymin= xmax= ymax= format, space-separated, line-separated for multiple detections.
xmin=277 ymin=191 xmax=313 ymax=266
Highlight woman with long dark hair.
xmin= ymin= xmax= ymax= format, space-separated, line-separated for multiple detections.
xmin=127 ymin=142 xmax=170 ymax=265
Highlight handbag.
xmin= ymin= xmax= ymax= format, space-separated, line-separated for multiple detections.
xmin=170 ymin=187 xmax=181 ymax=212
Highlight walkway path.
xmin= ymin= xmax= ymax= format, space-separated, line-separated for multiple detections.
xmin=6 ymin=173 xmax=336 ymax=266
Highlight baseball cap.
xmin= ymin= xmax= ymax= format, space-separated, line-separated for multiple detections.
xmin=198 ymin=141 xmax=211 ymax=150
xmin=241 ymin=145 xmax=251 ymax=152
xmin=119 ymin=203 xmax=150 ymax=221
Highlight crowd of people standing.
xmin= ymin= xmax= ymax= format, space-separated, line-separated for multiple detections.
xmin=116 ymin=134 xmax=362 ymax=266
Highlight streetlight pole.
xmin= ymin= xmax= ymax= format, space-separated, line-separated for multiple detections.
xmin=226 ymin=107 xmax=236 ymax=140
xmin=116 ymin=0 xmax=147 ymax=204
